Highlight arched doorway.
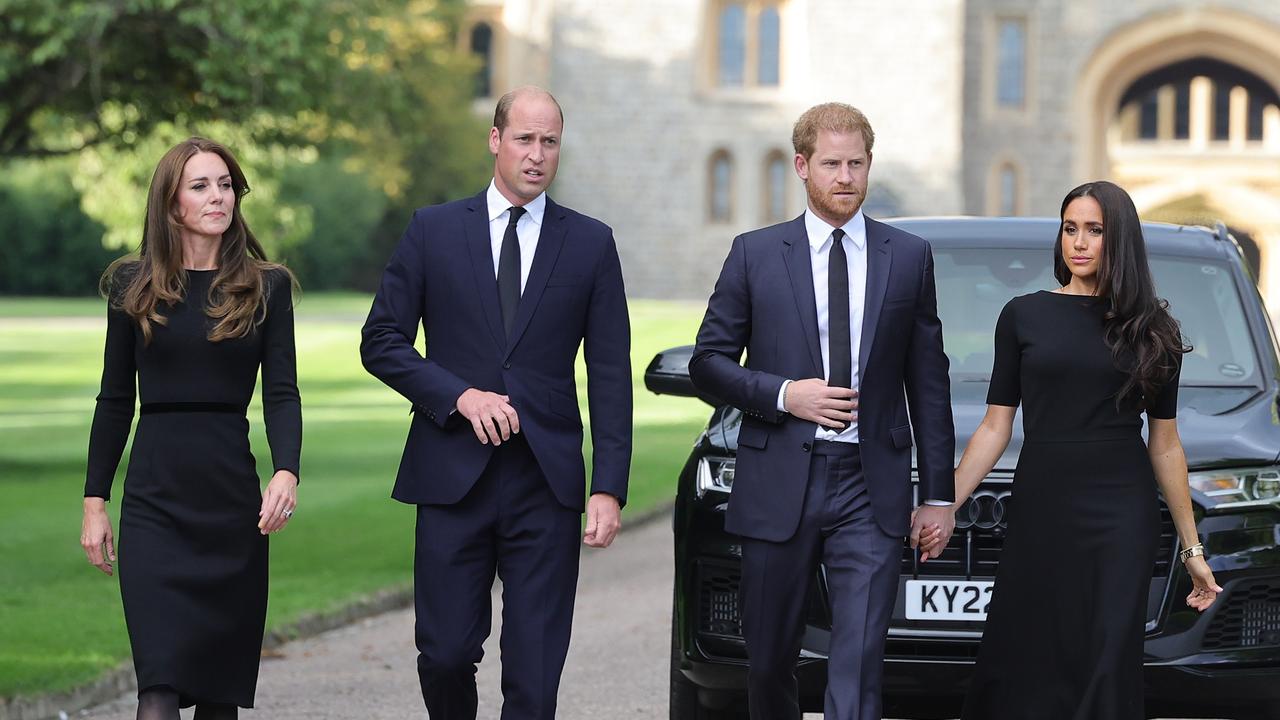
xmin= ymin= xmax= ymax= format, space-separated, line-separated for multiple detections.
xmin=1074 ymin=8 xmax=1280 ymax=313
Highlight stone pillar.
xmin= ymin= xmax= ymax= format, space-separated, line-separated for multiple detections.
xmin=1157 ymin=84 xmax=1176 ymax=141
xmin=1229 ymin=86 xmax=1248 ymax=151
xmin=1118 ymin=102 xmax=1140 ymax=141
xmin=1189 ymin=76 xmax=1212 ymax=150
xmin=1265 ymin=104 xmax=1280 ymax=153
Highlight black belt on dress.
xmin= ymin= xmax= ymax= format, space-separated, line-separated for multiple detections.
xmin=140 ymin=402 xmax=247 ymax=416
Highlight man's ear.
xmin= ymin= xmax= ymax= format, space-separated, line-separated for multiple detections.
xmin=488 ymin=127 xmax=501 ymax=155
xmin=794 ymin=153 xmax=808 ymax=182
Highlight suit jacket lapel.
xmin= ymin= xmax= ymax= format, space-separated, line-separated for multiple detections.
xmin=781 ymin=215 xmax=823 ymax=376
xmin=503 ymin=196 xmax=568 ymax=360
xmin=859 ymin=217 xmax=892 ymax=374
xmin=464 ymin=191 xmax=506 ymax=350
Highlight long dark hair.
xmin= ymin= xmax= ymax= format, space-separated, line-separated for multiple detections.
xmin=1053 ymin=181 xmax=1190 ymax=409
xmin=101 ymin=137 xmax=294 ymax=343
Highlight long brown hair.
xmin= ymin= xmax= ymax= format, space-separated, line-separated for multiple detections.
xmin=1052 ymin=181 xmax=1190 ymax=409
xmin=101 ymin=137 xmax=293 ymax=343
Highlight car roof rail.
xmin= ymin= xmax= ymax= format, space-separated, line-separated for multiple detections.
xmin=1214 ymin=221 xmax=1231 ymax=243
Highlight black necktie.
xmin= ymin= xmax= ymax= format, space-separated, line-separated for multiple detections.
xmin=828 ymin=228 xmax=852 ymax=389
xmin=498 ymin=206 xmax=526 ymax=337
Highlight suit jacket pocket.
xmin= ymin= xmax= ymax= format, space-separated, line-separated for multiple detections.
xmin=548 ymin=389 xmax=583 ymax=426
xmin=737 ymin=423 xmax=769 ymax=449
xmin=889 ymin=424 xmax=913 ymax=449
xmin=546 ymin=272 xmax=587 ymax=287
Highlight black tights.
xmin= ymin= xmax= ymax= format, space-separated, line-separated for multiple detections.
xmin=136 ymin=686 xmax=237 ymax=720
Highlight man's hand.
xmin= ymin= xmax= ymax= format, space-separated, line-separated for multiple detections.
xmin=784 ymin=378 xmax=857 ymax=429
xmin=910 ymin=504 xmax=956 ymax=562
xmin=583 ymin=492 xmax=621 ymax=548
xmin=456 ymin=388 xmax=521 ymax=445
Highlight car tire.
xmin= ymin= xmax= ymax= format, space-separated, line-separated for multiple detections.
xmin=670 ymin=599 xmax=749 ymax=720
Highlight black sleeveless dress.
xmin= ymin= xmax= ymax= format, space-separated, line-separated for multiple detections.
xmin=85 ymin=267 xmax=301 ymax=708
xmin=961 ymin=290 xmax=1179 ymax=720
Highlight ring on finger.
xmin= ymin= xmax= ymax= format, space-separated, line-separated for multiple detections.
xmin=282 ymin=508 xmax=293 ymax=518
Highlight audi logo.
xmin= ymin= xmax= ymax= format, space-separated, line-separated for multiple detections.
xmin=956 ymin=490 xmax=1012 ymax=530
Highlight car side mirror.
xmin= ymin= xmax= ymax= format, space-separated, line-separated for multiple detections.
xmin=644 ymin=345 xmax=723 ymax=407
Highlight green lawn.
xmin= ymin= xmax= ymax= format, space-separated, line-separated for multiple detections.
xmin=0 ymin=294 xmax=710 ymax=699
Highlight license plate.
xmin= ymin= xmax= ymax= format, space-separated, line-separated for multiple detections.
xmin=904 ymin=579 xmax=994 ymax=621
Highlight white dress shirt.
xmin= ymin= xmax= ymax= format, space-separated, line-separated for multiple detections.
xmin=776 ymin=208 xmax=868 ymax=443
xmin=486 ymin=180 xmax=546 ymax=292
xmin=774 ymin=209 xmax=951 ymax=508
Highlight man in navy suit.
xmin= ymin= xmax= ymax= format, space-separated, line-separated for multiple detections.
xmin=690 ymin=102 xmax=957 ymax=719
xmin=360 ymin=86 xmax=632 ymax=719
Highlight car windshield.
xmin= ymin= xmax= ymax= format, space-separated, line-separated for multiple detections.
xmin=935 ymin=247 xmax=1262 ymax=388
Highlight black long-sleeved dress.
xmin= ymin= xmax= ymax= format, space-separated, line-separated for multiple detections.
xmin=962 ymin=290 xmax=1180 ymax=720
xmin=85 ymin=266 xmax=301 ymax=708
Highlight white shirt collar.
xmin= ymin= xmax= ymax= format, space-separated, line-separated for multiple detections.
xmin=803 ymin=207 xmax=866 ymax=252
xmin=486 ymin=179 xmax=546 ymax=226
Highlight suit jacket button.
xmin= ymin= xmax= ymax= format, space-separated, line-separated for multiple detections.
xmin=503 ymin=362 xmax=511 ymax=369
xmin=802 ymin=442 xmax=812 ymax=452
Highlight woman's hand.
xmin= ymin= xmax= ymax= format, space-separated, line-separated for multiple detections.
xmin=258 ymin=469 xmax=299 ymax=535
xmin=81 ymin=498 xmax=116 ymax=575
xmin=1184 ymin=555 xmax=1223 ymax=612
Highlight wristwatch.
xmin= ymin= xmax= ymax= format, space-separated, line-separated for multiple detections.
xmin=1178 ymin=543 xmax=1206 ymax=564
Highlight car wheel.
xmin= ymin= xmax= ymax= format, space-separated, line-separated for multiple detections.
xmin=670 ymin=598 xmax=749 ymax=720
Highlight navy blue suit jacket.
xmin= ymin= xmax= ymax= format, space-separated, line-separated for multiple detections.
xmin=690 ymin=214 xmax=954 ymax=541
xmin=360 ymin=190 xmax=632 ymax=511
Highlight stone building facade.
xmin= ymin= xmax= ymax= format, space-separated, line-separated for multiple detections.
xmin=463 ymin=0 xmax=1280 ymax=306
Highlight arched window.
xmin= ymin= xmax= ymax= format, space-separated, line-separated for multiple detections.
xmin=717 ymin=4 xmax=746 ymax=87
xmin=757 ymin=7 xmax=780 ymax=86
xmin=709 ymin=150 xmax=734 ymax=223
xmin=763 ymin=150 xmax=788 ymax=223
xmin=470 ymin=22 xmax=494 ymax=98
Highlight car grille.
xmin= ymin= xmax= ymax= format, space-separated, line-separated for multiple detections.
xmin=1202 ymin=577 xmax=1280 ymax=650
xmin=698 ymin=561 xmax=743 ymax=637
xmin=695 ymin=560 xmax=829 ymax=646
xmin=902 ymin=479 xmax=1177 ymax=579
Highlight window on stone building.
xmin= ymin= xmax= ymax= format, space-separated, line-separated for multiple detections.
xmin=470 ymin=22 xmax=494 ymax=98
xmin=718 ymin=4 xmax=747 ymax=86
xmin=764 ymin=150 xmax=788 ymax=223
xmin=713 ymin=1 xmax=784 ymax=89
xmin=757 ymin=7 xmax=781 ymax=86
xmin=709 ymin=150 xmax=734 ymax=223
xmin=995 ymin=18 xmax=1026 ymax=108
xmin=998 ymin=164 xmax=1019 ymax=216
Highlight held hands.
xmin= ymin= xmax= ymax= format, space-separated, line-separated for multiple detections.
xmin=583 ymin=492 xmax=621 ymax=548
xmin=1184 ymin=555 xmax=1223 ymax=612
xmin=784 ymin=379 xmax=857 ymax=429
xmin=910 ymin=504 xmax=956 ymax=562
xmin=457 ymin=388 xmax=521 ymax=446
xmin=258 ymin=469 xmax=299 ymax=535
xmin=81 ymin=497 xmax=116 ymax=575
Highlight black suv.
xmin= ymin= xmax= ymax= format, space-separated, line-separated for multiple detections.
xmin=648 ymin=218 xmax=1280 ymax=719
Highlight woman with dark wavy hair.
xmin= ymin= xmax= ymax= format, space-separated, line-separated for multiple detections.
xmin=941 ymin=181 xmax=1220 ymax=719
xmin=79 ymin=137 xmax=301 ymax=720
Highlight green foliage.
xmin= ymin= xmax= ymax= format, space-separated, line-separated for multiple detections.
xmin=274 ymin=148 xmax=388 ymax=289
xmin=0 ymin=0 xmax=494 ymax=293
xmin=0 ymin=160 xmax=113 ymax=295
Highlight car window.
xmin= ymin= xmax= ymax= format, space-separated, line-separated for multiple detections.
xmin=933 ymin=248 xmax=1260 ymax=387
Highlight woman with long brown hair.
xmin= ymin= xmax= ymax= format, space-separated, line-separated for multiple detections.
xmin=79 ymin=137 xmax=301 ymax=719
xmin=946 ymin=181 xmax=1221 ymax=719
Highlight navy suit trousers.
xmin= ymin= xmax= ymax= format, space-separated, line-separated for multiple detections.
xmin=739 ymin=441 xmax=901 ymax=720
xmin=413 ymin=434 xmax=580 ymax=720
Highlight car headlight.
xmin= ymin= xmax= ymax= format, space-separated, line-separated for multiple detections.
xmin=1188 ymin=467 xmax=1280 ymax=510
xmin=696 ymin=456 xmax=735 ymax=498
